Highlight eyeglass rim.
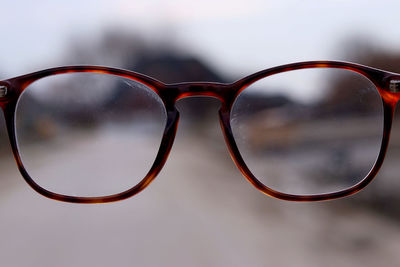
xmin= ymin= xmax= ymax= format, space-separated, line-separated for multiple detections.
xmin=0 ymin=60 xmax=398 ymax=203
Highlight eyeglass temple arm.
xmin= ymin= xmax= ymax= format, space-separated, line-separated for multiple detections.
xmin=380 ymin=77 xmax=400 ymax=106
xmin=0 ymin=85 xmax=8 ymax=98
xmin=389 ymin=80 xmax=400 ymax=93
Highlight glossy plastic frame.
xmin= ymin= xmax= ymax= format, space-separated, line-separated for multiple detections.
xmin=1 ymin=61 xmax=399 ymax=203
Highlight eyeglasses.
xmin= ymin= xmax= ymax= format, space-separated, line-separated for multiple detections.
xmin=0 ymin=61 xmax=398 ymax=203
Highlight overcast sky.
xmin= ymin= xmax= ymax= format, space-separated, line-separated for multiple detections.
xmin=1 ymin=0 xmax=400 ymax=78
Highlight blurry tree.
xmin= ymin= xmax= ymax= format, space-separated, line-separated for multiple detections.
xmin=65 ymin=28 xmax=227 ymax=129
xmin=320 ymin=38 xmax=400 ymax=119
xmin=325 ymin=37 xmax=400 ymax=219
xmin=341 ymin=36 xmax=400 ymax=72
xmin=0 ymin=28 xmax=231 ymax=156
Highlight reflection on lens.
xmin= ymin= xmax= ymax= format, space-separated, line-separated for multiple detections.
xmin=16 ymin=73 xmax=166 ymax=197
xmin=231 ymin=68 xmax=383 ymax=195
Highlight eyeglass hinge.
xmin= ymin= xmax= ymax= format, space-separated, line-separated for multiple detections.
xmin=0 ymin=85 xmax=7 ymax=97
xmin=389 ymin=80 xmax=400 ymax=93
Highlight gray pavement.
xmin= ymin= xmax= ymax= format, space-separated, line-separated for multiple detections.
xmin=1 ymin=124 xmax=400 ymax=267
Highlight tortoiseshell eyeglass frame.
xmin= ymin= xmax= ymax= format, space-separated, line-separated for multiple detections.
xmin=0 ymin=61 xmax=399 ymax=203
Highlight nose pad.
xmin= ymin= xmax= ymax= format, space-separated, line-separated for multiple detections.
xmin=174 ymin=96 xmax=222 ymax=137
xmin=175 ymin=96 xmax=221 ymax=122
xmin=171 ymin=97 xmax=229 ymax=170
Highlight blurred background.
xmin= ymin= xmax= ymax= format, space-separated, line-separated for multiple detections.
xmin=2 ymin=1 xmax=400 ymax=266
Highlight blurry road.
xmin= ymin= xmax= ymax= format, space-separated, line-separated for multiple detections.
xmin=1 ymin=121 xmax=400 ymax=267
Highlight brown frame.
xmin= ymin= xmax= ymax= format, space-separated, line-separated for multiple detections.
xmin=0 ymin=60 xmax=399 ymax=203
